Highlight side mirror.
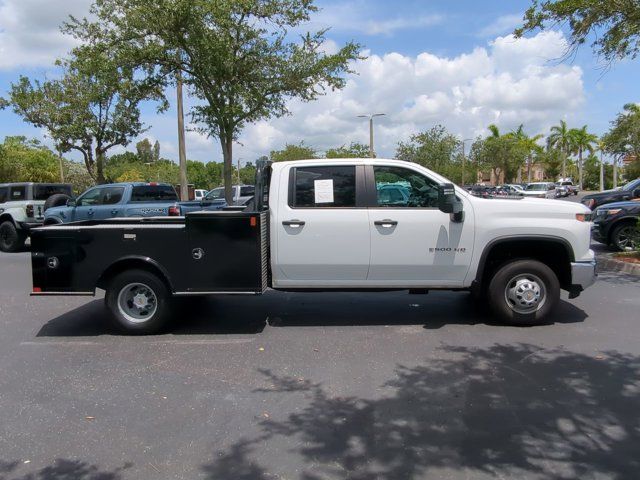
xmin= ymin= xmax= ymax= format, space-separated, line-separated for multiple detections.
xmin=438 ymin=183 xmax=464 ymax=221
xmin=66 ymin=198 xmax=77 ymax=207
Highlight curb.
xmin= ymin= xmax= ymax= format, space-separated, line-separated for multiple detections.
xmin=597 ymin=253 xmax=640 ymax=276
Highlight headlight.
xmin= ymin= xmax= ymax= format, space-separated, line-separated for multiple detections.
xmin=601 ymin=208 xmax=622 ymax=216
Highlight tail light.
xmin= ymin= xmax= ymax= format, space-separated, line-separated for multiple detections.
xmin=168 ymin=205 xmax=180 ymax=216
xmin=26 ymin=204 xmax=34 ymax=217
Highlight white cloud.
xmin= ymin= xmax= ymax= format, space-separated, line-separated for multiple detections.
xmin=234 ymin=30 xmax=584 ymax=161
xmin=0 ymin=0 xmax=90 ymax=70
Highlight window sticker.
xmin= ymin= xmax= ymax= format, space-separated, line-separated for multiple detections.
xmin=314 ymin=179 xmax=334 ymax=204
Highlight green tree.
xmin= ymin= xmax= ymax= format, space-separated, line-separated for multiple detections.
xmin=509 ymin=125 xmax=543 ymax=183
xmin=66 ymin=0 xmax=362 ymax=203
xmin=205 ymin=162 xmax=224 ymax=189
xmin=5 ymin=49 xmax=165 ymax=184
xmin=603 ymin=103 xmax=640 ymax=183
xmin=395 ymin=125 xmax=464 ymax=182
xmin=270 ymin=142 xmax=317 ymax=162
xmin=0 ymin=137 xmax=60 ymax=183
xmin=186 ymin=160 xmax=209 ymax=189
xmin=325 ymin=142 xmax=371 ymax=158
xmin=539 ymin=147 xmax=563 ymax=181
xmin=239 ymin=162 xmax=257 ymax=185
xmin=476 ymin=125 xmax=527 ymax=183
xmin=569 ymin=125 xmax=598 ymax=189
xmin=515 ymin=1 xmax=640 ymax=65
xmin=548 ymin=120 xmax=573 ymax=179
xmin=136 ymin=138 xmax=161 ymax=164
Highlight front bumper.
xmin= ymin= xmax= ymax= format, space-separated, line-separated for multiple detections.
xmin=570 ymin=260 xmax=597 ymax=294
xmin=18 ymin=220 xmax=44 ymax=231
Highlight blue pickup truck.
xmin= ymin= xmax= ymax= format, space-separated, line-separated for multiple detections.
xmin=43 ymin=183 xmax=226 ymax=225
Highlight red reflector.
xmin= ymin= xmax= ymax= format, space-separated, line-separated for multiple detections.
xmin=250 ymin=217 xmax=257 ymax=227
xmin=168 ymin=205 xmax=180 ymax=216
xmin=33 ymin=287 xmax=42 ymax=293
xmin=149 ymin=182 xmax=158 ymax=186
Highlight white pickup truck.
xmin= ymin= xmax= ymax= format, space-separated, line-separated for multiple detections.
xmin=30 ymin=159 xmax=596 ymax=334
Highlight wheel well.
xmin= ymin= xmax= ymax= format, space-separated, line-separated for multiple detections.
xmin=0 ymin=214 xmax=15 ymax=226
xmin=607 ymin=218 xmax=639 ymax=243
xmin=97 ymin=259 xmax=173 ymax=292
xmin=477 ymin=239 xmax=573 ymax=290
xmin=43 ymin=217 xmax=62 ymax=225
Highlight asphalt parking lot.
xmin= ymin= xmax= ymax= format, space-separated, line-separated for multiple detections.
xmin=1 ymin=219 xmax=639 ymax=479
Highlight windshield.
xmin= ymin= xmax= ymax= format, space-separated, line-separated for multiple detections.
xmin=205 ymin=188 xmax=224 ymax=200
xmin=526 ymin=184 xmax=547 ymax=191
xmin=622 ymin=178 xmax=640 ymax=191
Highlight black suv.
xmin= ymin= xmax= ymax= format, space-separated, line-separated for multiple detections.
xmin=582 ymin=178 xmax=640 ymax=210
xmin=591 ymin=200 xmax=640 ymax=251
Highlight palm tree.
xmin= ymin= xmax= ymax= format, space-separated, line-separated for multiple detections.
xmin=569 ymin=125 xmax=598 ymax=190
xmin=510 ymin=125 xmax=544 ymax=183
xmin=548 ymin=120 xmax=572 ymax=180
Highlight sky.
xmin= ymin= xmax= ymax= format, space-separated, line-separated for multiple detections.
xmin=0 ymin=0 xmax=638 ymax=166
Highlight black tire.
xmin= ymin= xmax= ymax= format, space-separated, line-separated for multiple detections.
xmin=0 ymin=221 xmax=26 ymax=253
xmin=105 ymin=269 xmax=172 ymax=335
xmin=488 ymin=260 xmax=560 ymax=326
xmin=610 ymin=222 xmax=639 ymax=252
xmin=43 ymin=193 xmax=71 ymax=212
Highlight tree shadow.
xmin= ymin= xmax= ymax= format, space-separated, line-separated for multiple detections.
xmin=201 ymin=343 xmax=640 ymax=480
xmin=36 ymin=290 xmax=587 ymax=337
xmin=0 ymin=459 xmax=131 ymax=480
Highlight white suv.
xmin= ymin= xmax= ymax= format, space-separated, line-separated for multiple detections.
xmin=0 ymin=183 xmax=72 ymax=252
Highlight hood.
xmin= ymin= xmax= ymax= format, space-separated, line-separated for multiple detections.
xmin=583 ymin=188 xmax=623 ymax=199
xmin=594 ymin=199 xmax=640 ymax=210
xmin=471 ymin=195 xmax=590 ymax=216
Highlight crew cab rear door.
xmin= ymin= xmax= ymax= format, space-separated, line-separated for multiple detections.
xmin=273 ymin=163 xmax=370 ymax=287
xmin=366 ymin=164 xmax=475 ymax=286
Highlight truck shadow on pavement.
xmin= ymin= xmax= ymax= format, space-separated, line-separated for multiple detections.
xmin=0 ymin=458 xmax=131 ymax=480
xmin=35 ymin=290 xmax=587 ymax=337
xmin=200 ymin=343 xmax=640 ymax=480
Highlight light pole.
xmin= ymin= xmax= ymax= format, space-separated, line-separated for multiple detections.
xmin=358 ymin=113 xmax=385 ymax=158
xmin=461 ymin=138 xmax=473 ymax=186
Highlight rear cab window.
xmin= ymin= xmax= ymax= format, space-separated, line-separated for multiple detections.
xmin=240 ymin=186 xmax=255 ymax=196
xmin=0 ymin=187 xmax=8 ymax=203
xmin=130 ymin=185 xmax=179 ymax=202
xmin=289 ymin=166 xmax=356 ymax=208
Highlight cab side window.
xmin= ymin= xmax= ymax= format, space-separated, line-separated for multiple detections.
xmin=9 ymin=185 xmax=26 ymax=201
xmin=101 ymin=187 xmax=125 ymax=205
xmin=0 ymin=187 xmax=8 ymax=203
xmin=290 ymin=166 xmax=356 ymax=208
xmin=77 ymin=188 xmax=104 ymax=207
xmin=373 ymin=166 xmax=439 ymax=208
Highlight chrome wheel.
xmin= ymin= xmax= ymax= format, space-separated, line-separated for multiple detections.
xmin=504 ymin=274 xmax=546 ymax=314
xmin=117 ymin=282 xmax=158 ymax=324
xmin=615 ymin=226 xmax=638 ymax=251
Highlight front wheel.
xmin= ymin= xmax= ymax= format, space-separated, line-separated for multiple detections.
xmin=0 ymin=221 xmax=26 ymax=253
xmin=488 ymin=260 xmax=560 ymax=326
xmin=611 ymin=222 xmax=639 ymax=252
xmin=105 ymin=269 xmax=172 ymax=334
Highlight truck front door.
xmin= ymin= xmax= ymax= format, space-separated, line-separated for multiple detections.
xmin=274 ymin=164 xmax=370 ymax=287
xmin=366 ymin=165 xmax=475 ymax=286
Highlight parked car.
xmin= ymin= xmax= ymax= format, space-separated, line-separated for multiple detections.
xmin=557 ymin=179 xmax=579 ymax=195
xmin=43 ymin=183 xmax=182 ymax=225
xmin=194 ymin=189 xmax=208 ymax=201
xmin=501 ymin=184 xmax=525 ymax=196
xmin=591 ymin=200 xmax=640 ymax=251
xmin=0 ymin=182 xmax=72 ymax=252
xmin=554 ymin=183 xmax=570 ymax=198
xmin=581 ymin=178 xmax=640 ymax=210
xmin=31 ymin=158 xmax=596 ymax=334
xmin=202 ymin=184 xmax=256 ymax=206
xmin=522 ymin=182 xmax=557 ymax=199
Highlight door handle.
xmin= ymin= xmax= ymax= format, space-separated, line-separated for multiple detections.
xmin=374 ymin=219 xmax=398 ymax=227
xmin=87 ymin=210 xmax=94 ymax=216
xmin=282 ymin=219 xmax=305 ymax=228
xmin=111 ymin=210 xmax=118 ymax=215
